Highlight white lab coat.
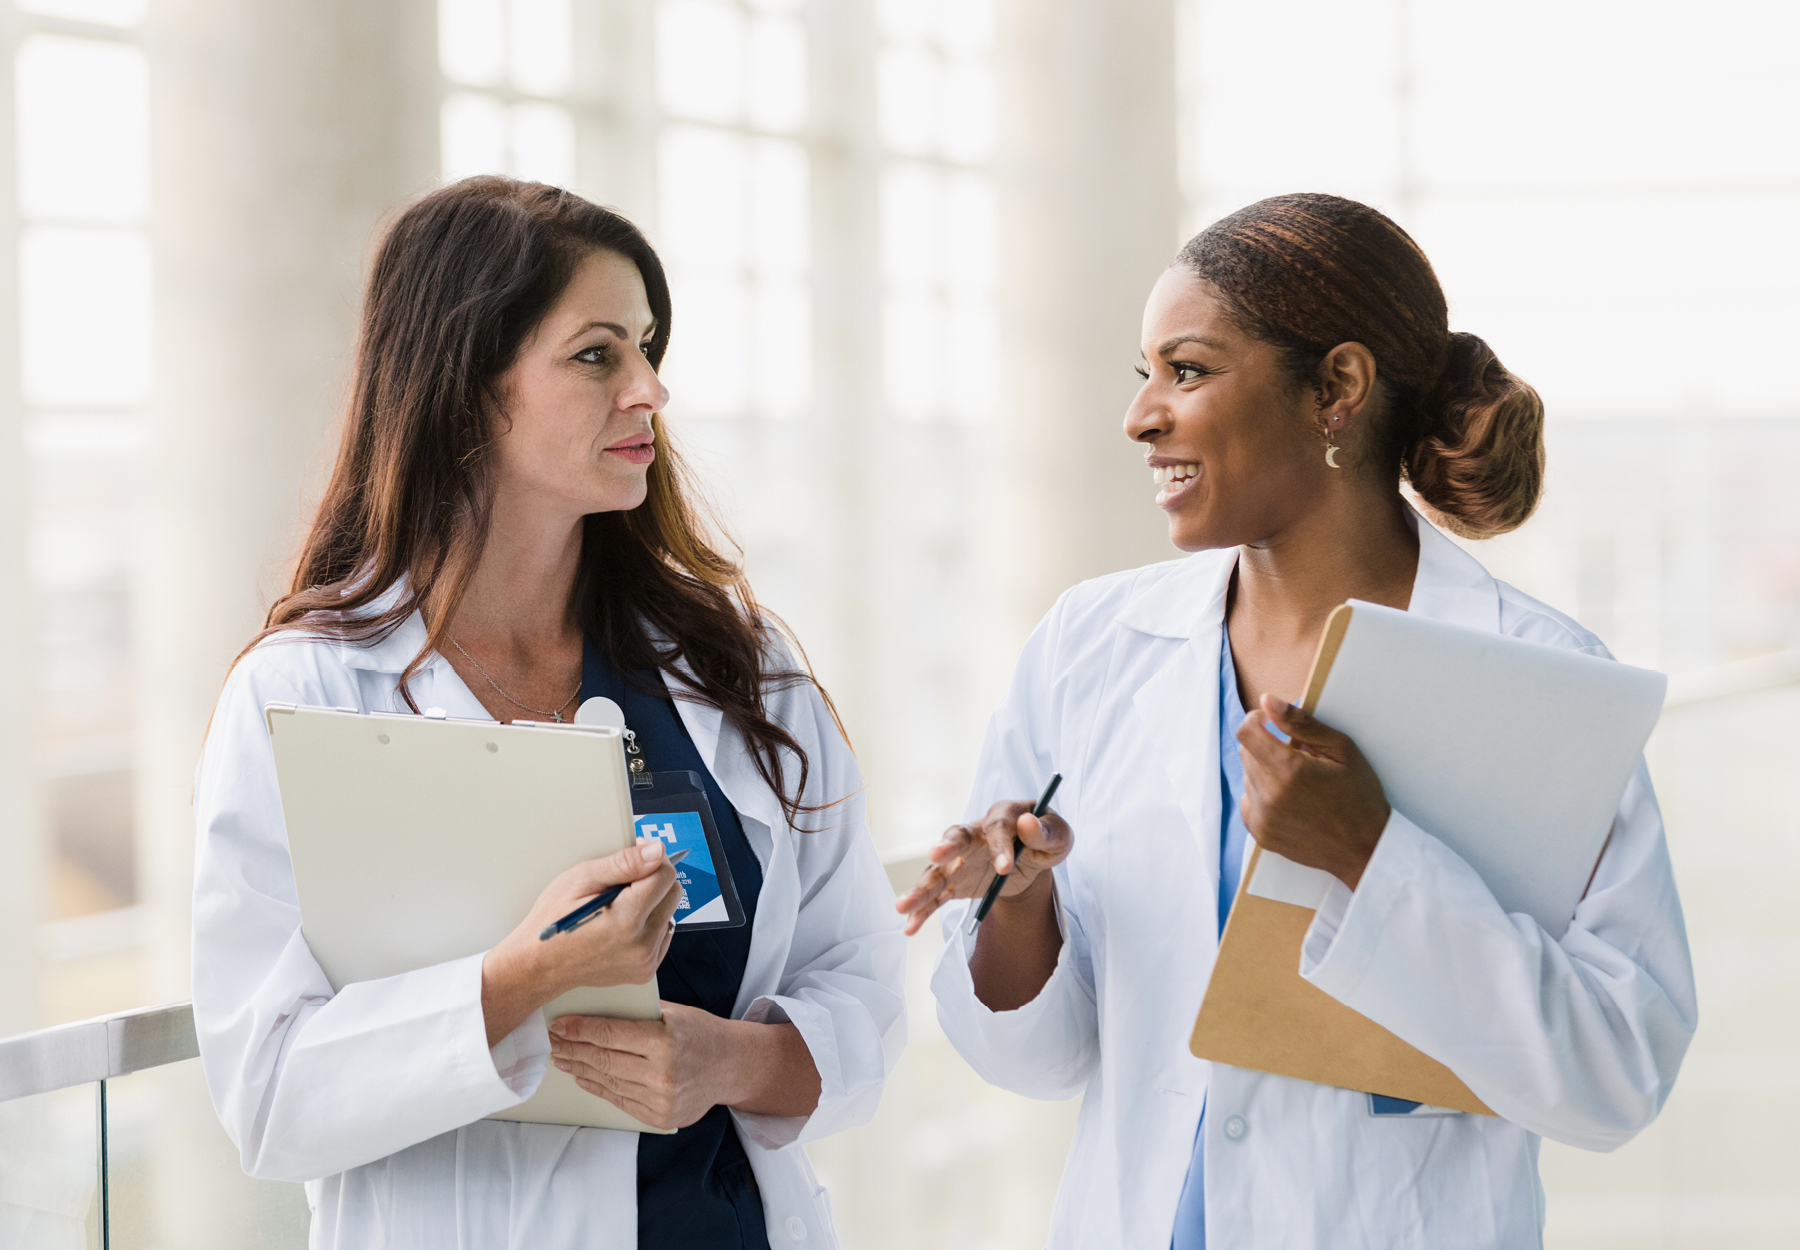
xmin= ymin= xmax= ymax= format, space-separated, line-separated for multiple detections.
xmin=191 ymin=605 xmax=906 ymax=1249
xmin=932 ymin=508 xmax=1696 ymax=1249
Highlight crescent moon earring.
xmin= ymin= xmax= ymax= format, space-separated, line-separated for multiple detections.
xmin=1324 ymin=412 xmax=1344 ymax=469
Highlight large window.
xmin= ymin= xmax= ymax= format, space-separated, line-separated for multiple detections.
xmin=439 ymin=0 xmax=577 ymax=185
xmin=876 ymin=0 xmax=994 ymax=424
xmin=654 ymin=0 xmax=811 ymax=422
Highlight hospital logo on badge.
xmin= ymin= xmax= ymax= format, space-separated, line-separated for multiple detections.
xmin=631 ymin=810 xmax=728 ymax=925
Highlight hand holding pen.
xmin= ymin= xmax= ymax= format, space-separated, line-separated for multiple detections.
xmin=480 ymin=838 xmax=686 ymax=1049
xmin=894 ymin=775 xmax=1073 ymax=939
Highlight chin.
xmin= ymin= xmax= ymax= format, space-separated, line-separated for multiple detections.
xmin=1165 ymin=510 xmax=1235 ymax=555
xmin=584 ymin=473 xmax=650 ymax=515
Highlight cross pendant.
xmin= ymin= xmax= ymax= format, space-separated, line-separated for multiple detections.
xmin=553 ymin=711 xmax=564 ymax=723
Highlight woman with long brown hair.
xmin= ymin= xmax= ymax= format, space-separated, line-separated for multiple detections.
xmin=898 ymin=193 xmax=1694 ymax=1247
xmin=191 ymin=177 xmax=904 ymax=1249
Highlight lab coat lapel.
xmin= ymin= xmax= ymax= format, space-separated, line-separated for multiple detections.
xmin=663 ymin=651 xmax=799 ymax=1019
xmin=1119 ymin=552 xmax=1237 ymax=882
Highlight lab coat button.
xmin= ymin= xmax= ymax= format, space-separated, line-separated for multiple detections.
xmin=786 ymin=1215 xmax=808 ymax=1240
xmin=1223 ymin=1114 xmax=1249 ymax=1141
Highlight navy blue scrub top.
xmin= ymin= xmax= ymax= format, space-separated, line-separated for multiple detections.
xmin=579 ymin=640 xmax=770 ymax=1250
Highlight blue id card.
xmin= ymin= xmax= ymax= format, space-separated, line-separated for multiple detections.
xmin=630 ymin=771 xmax=746 ymax=931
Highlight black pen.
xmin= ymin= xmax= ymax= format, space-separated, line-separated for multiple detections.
xmin=966 ymin=773 xmax=1062 ymax=935
xmin=538 ymin=849 xmax=688 ymax=940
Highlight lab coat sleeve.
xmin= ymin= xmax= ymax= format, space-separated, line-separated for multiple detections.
xmin=732 ymin=669 xmax=908 ymax=1151
xmin=929 ymin=598 xmax=1102 ymax=1101
xmin=191 ymin=650 xmax=551 ymax=1183
xmin=1299 ymin=759 xmax=1697 ymax=1150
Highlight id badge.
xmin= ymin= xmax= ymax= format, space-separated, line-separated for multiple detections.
xmin=630 ymin=770 xmax=747 ymax=931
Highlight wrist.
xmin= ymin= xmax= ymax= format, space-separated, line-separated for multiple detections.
xmin=1333 ymin=804 xmax=1390 ymax=891
xmin=485 ymin=935 xmax=556 ymax=1017
xmin=707 ymin=1015 xmax=762 ymax=1108
xmin=991 ymin=865 xmax=1056 ymax=916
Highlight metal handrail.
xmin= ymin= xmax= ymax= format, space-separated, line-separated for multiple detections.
xmin=0 ymin=1001 xmax=197 ymax=1103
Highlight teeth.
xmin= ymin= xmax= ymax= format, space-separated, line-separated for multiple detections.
xmin=1152 ymin=463 xmax=1200 ymax=485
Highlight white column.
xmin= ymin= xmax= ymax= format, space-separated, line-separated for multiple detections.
xmin=983 ymin=0 xmax=1182 ymax=672
xmin=138 ymin=0 xmax=439 ymax=1002
xmin=138 ymin=3 xmax=438 ymax=1241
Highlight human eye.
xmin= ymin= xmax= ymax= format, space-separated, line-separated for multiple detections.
xmin=1172 ymin=362 xmax=1214 ymax=384
xmin=573 ymin=344 xmax=610 ymax=365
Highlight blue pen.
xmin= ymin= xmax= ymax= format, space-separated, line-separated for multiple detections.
xmin=538 ymin=849 xmax=688 ymax=941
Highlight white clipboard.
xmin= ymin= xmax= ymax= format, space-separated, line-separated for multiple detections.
xmin=265 ymin=703 xmax=672 ymax=1134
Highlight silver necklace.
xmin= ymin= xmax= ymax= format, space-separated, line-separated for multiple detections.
xmin=449 ymin=637 xmax=581 ymax=722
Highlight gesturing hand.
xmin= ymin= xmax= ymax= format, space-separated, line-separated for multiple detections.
xmin=895 ymin=800 xmax=1074 ymax=937
xmin=1237 ymin=694 xmax=1390 ymax=889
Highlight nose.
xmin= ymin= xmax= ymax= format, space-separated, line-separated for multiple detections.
xmin=1124 ymin=376 xmax=1167 ymax=445
xmin=619 ymin=349 xmax=671 ymax=415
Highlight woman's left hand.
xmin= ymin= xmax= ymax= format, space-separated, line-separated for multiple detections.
xmin=549 ymin=1005 xmax=822 ymax=1130
xmin=1236 ymin=693 xmax=1390 ymax=889
xmin=549 ymin=1003 xmax=732 ymax=1130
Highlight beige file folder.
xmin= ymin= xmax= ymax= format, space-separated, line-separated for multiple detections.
xmin=1189 ymin=600 xmax=1666 ymax=1115
xmin=267 ymin=703 xmax=673 ymax=1133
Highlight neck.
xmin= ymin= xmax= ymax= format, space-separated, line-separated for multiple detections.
xmin=1231 ymin=486 xmax=1419 ymax=646
xmin=443 ymin=489 xmax=586 ymax=657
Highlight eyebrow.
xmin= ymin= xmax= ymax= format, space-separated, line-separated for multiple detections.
xmin=562 ymin=319 xmax=657 ymax=347
xmin=1154 ymin=334 xmax=1226 ymax=357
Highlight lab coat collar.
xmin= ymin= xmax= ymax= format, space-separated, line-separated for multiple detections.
xmin=1112 ymin=502 xmax=1502 ymax=643
xmin=1113 ymin=502 xmax=1503 ymax=887
xmin=316 ymin=577 xmax=434 ymax=673
xmin=1403 ymin=503 xmax=1503 ymax=632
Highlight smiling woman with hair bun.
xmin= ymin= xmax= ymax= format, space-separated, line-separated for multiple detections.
xmin=900 ymin=193 xmax=1694 ymax=1248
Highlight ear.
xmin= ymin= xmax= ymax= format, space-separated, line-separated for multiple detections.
xmin=1314 ymin=342 xmax=1380 ymax=433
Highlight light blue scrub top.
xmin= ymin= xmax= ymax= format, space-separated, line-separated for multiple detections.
xmin=1170 ymin=632 xmax=1251 ymax=1250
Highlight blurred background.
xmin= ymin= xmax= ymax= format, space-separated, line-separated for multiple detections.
xmin=0 ymin=0 xmax=1794 ymax=1246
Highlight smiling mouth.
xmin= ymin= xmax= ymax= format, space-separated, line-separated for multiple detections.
xmin=1151 ymin=461 xmax=1200 ymax=507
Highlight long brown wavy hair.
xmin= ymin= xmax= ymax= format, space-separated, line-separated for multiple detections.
xmin=243 ymin=176 xmax=838 ymax=825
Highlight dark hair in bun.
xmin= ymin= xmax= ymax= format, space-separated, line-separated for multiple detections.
xmin=1175 ymin=192 xmax=1544 ymax=538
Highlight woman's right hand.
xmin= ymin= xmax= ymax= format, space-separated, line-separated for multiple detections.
xmin=895 ymin=800 xmax=1074 ymax=937
xmin=480 ymin=839 xmax=683 ymax=1046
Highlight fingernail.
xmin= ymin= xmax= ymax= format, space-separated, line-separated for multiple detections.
xmin=996 ymin=855 xmax=1009 ymax=872
xmin=549 ymin=1049 xmax=567 ymax=1061
xmin=641 ymin=841 xmax=664 ymax=862
xmin=553 ymin=1058 xmax=571 ymax=1071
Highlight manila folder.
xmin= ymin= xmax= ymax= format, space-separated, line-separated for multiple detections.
xmin=1189 ymin=599 xmax=1666 ymax=1114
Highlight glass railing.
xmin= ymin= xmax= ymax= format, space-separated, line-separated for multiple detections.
xmin=0 ymin=1002 xmax=309 ymax=1248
